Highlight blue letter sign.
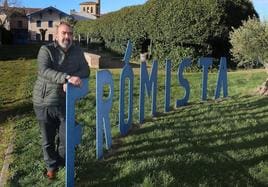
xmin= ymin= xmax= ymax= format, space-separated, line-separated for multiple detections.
xmin=199 ymin=57 xmax=212 ymax=101
xmin=165 ymin=59 xmax=171 ymax=112
xmin=64 ymin=39 xmax=230 ymax=186
xmin=119 ymin=41 xmax=134 ymax=136
xmin=176 ymin=58 xmax=191 ymax=107
xmin=66 ymin=79 xmax=89 ymax=187
xmin=215 ymin=57 xmax=228 ymax=99
xmin=139 ymin=60 xmax=158 ymax=123
xmin=96 ymin=70 xmax=113 ymax=159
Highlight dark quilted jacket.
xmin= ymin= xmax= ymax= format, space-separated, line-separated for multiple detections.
xmin=32 ymin=42 xmax=90 ymax=106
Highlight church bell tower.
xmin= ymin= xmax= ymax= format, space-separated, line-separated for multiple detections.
xmin=79 ymin=0 xmax=101 ymax=17
xmin=96 ymin=0 xmax=100 ymax=17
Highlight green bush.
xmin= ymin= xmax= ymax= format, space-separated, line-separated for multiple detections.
xmin=156 ymin=45 xmax=195 ymax=70
xmin=230 ymin=17 xmax=268 ymax=68
xmin=75 ymin=0 xmax=258 ymax=69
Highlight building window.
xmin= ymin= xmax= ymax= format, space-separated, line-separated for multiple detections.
xmin=48 ymin=21 xmax=53 ymax=28
xmin=48 ymin=34 xmax=53 ymax=41
xmin=87 ymin=7 xmax=89 ymax=12
xmin=83 ymin=7 xmax=85 ymax=12
xmin=36 ymin=33 xmax=41 ymax=41
xmin=36 ymin=20 xmax=41 ymax=27
xmin=17 ymin=20 xmax=23 ymax=28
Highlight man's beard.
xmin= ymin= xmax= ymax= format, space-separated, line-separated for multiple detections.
xmin=58 ymin=39 xmax=72 ymax=50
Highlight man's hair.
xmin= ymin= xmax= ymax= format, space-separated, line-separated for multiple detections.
xmin=56 ymin=21 xmax=73 ymax=31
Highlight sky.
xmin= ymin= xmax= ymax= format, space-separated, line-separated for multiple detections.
xmin=13 ymin=0 xmax=268 ymax=21
xmin=17 ymin=0 xmax=147 ymax=14
xmin=252 ymin=0 xmax=268 ymax=21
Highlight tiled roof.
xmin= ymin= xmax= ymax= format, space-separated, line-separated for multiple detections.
xmin=27 ymin=6 xmax=69 ymax=17
xmin=71 ymin=11 xmax=96 ymax=20
xmin=80 ymin=1 xmax=98 ymax=5
xmin=0 ymin=6 xmax=41 ymax=16
xmin=23 ymin=8 xmax=42 ymax=15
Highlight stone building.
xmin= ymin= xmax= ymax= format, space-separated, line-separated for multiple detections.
xmin=0 ymin=1 xmax=100 ymax=44
xmin=70 ymin=0 xmax=101 ymax=21
xmin=79 ymin=0 xmax=100 ymax=17
xmin=28 ymin=6 xmax=70 ymax=42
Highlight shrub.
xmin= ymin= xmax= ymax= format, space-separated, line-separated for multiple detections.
xmin=230 ymin=18 xmax=268 ymax=68
xmin=75 ymin=0 xmax=258 ymax=69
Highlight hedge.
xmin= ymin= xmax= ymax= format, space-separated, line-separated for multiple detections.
xmin=74 ymin=0 xmax=258 ymax=69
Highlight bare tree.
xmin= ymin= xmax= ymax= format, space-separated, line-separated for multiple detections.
xmin=0 ymin=0 xmax=21 ymax=25
xmin=0 ymin=0 xmax=21 ymax=45
xmin=0 ymin=0 xmax=21 ymax=7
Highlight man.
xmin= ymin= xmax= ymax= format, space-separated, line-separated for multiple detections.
xmin=32 ymin=22 xmax=89 ymax=179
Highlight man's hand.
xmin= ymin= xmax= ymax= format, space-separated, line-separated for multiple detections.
xmin=68 ymin=76 xmax=82 ymax=86
xmin=63 ymin=83 xmax=67 ymax=92
xmin=63 ymin=76 xmax=82 ymax=92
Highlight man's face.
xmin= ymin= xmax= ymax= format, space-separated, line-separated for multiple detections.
xmin=56 ymin=24 xmax=73 ymax=50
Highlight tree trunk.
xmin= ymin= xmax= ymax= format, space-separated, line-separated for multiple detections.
xmin=256 ymin=63 xmax=268 ymax=96
xmin=0 ymin=29 xmax=2 ymax=45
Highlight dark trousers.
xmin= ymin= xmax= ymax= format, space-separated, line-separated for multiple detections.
xmin=34 ymin=105 xmax=66 ymax=171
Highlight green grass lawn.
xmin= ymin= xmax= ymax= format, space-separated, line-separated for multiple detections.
xmin=1 ymin=59 xmax=268 ymax=186
xmin=0 ymin=59 xmax=37 ymax=172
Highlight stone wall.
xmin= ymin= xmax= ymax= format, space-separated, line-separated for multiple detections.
xmin=84 ymin=52 xmax=101 ymax=68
